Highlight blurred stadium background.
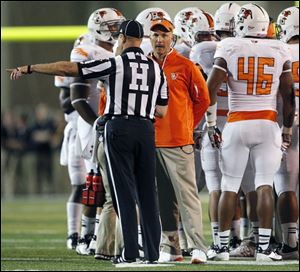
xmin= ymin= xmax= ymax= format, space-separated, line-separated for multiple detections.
xmin=1 ymin=1 xmax=296 ymax=197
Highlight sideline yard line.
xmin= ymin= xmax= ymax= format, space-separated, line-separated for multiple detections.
xmin=1 ymin=257 xmax=299 ymax=266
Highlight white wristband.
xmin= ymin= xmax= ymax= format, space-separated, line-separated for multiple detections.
xmin=205 ymin=103 xmax=217 ymax=127
xmin=282 ymin=126 xmax=292 ymax=135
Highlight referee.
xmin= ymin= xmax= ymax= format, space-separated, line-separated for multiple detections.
xmin=8 ymin=19 xmax=168 ymax=264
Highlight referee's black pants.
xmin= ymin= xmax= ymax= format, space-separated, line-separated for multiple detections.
xmin=104 ymin=117 xmax=161 ymax=261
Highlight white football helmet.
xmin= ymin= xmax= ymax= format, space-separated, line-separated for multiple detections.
xmin=136 ymin=7 xmax=172 ymax=37
xmin=174 ymin=7 xmax=202 ymax=40
xmin=87 ymin=8 xmax=125 ymax=44
xmin=277 ymin=6 xmax=299 ymax=43
xmin=186 ymin=11 xmax=214 ymax=47
xmin=214 ymin=2 xmax=241 ymax=35
xmin=235 ymin=3 xmax=269 ymax=38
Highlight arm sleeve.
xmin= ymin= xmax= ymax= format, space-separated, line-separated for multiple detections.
xmin=77 ymin=59 xmax=113 ymax=80
xmin=189 ymin=63 xmax=211 ymax=128
xmin=156 ymin=70 xmax=169 ymax=106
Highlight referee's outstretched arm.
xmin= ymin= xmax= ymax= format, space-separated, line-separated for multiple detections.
xmin=7 ymin=61 xmax=79 ymax=80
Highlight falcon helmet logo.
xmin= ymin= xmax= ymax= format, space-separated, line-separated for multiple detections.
xmin=280 ymin=10 xmax=292 ymax=25
xmin=238 ymin=8 xmax=253 ymax=23
xmin=147 ymin=11 xmax=165 ymax=21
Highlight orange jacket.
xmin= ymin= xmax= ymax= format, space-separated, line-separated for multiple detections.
xmin=152 ymin=49 xmax=210 ymax=147
xmin=98 ymin=87 xmax=106 ymax=116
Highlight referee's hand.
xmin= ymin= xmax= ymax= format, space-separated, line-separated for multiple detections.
xmin=7 ymin=65 xmax=29 ymax=80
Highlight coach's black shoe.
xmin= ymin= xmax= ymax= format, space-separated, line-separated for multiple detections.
xmin=95 ymin=253 xmax=113 ymax=260
xmin=112 ymin=255 xmax=136 ymax=264
xmin=181 ymin=248 xmax=192 ymax=256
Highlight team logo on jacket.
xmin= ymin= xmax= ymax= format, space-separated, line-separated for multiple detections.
xmin=171 ymin=72 xmax=178 ymax=80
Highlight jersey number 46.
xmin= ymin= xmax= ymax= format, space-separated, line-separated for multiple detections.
xmin=238 ymin=57 xmax=275 ymax=96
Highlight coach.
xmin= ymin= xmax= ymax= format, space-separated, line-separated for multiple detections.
xmin=8 ymin=19 xmax=168 ymax=264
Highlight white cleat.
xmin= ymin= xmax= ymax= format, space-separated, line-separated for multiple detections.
xmin=207 ymin=244 xmax=218 ymax=260
xmin=214 ymin=246 xmax=230 ymax=261
xmin=256 ymin=247 xmax=282 ymax=261
xmin=229 ymin=239 xmax=256 ymax=258
xmin=158 ymin=251 xmax=184 ymax=263
xmin=88 ymin=235 xmax=97 ymax=255
xmin=191 ymin=249 xmax=207 ymax=264
xmin=66 ymin=233 xmax=78 ymax=250
xmin=76 ymin=237 xmax=90 ymax=255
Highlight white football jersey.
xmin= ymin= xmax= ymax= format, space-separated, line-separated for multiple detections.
xmin=140 ymin=38 xmax=153 ymax=56
xmin=190 ymin=41 xmax=217 ymax=76
xmin=54 ymin=75 xmax=73 ymax=88
xmin=190 ymin=41 xmax=228 ymax=115
xmin=70 ymin=43 xmax=114 ymax=114
xmin=287 ymin=43 xmax=299 ymax=113
xmin=214 ymin=37 xmax=291 ymax=113
xmin=174 ymin=42 xmax=191 ymax=59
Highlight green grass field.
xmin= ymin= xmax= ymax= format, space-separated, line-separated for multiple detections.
xmin=1 ymin=194 xmax=299 ymax=271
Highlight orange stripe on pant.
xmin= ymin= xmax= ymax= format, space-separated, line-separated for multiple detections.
xmin=227 ymin=110 xmax=277 ymax=122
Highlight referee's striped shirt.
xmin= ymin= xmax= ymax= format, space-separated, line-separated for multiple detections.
xmin=77 ymin=47 xmax=168 ymax=120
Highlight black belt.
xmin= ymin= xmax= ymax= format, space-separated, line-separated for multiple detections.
xmin=111 ymin=115 xmax=153 ymax=122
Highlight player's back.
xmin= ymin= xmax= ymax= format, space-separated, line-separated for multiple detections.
xmin=191 ymin=40 xmax=228 ymax=121
xmin=190 ymin=41 xmax=218 ymax=76
xmin=215 ymin=37 xmax=290 ymax=115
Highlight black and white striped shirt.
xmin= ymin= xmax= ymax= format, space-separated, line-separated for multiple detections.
xmin=77 ymin=47 xmax=168 ymax=120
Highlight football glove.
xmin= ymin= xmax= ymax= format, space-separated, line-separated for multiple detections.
xmin=208 ymin=125 xmax=222 ymax=149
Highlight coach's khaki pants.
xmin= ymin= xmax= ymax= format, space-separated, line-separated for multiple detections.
xmin=96 ymin=142 xmax=123 ymax=256
xmin=156 ymin=146 xmax=207 ymax=254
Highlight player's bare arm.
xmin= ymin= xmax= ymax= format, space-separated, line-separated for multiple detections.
xmin=207 ymin=57 xmax=227 ymax=106
xmin=278 ymin=61 xmax=296 ymax=149
xmin=7 ymin=61 xmax=79 ymax=80
xmin=205 ymin=57 xmax=227 ymax=148
xmin=70 ymin=78 xmax=98 ymax=126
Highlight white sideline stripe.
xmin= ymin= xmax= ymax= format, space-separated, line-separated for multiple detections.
xmin=1 ymin=258 xmax=84 ymax=261
xmin=172 ymin=260 xmax=299 ymax=266
xmin=5 ymin=246 xmax=58 ymax=250
xmin=1 ymin=269 xmax=43 ymax=271
xmin=2 ymin=239 xmax=64 ymax=243
xmin=115 ymin=263 xmax=175 ymax=268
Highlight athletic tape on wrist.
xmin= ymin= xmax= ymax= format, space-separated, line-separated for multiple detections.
xmin=205 ymin=103 xmax=217 ymax=127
